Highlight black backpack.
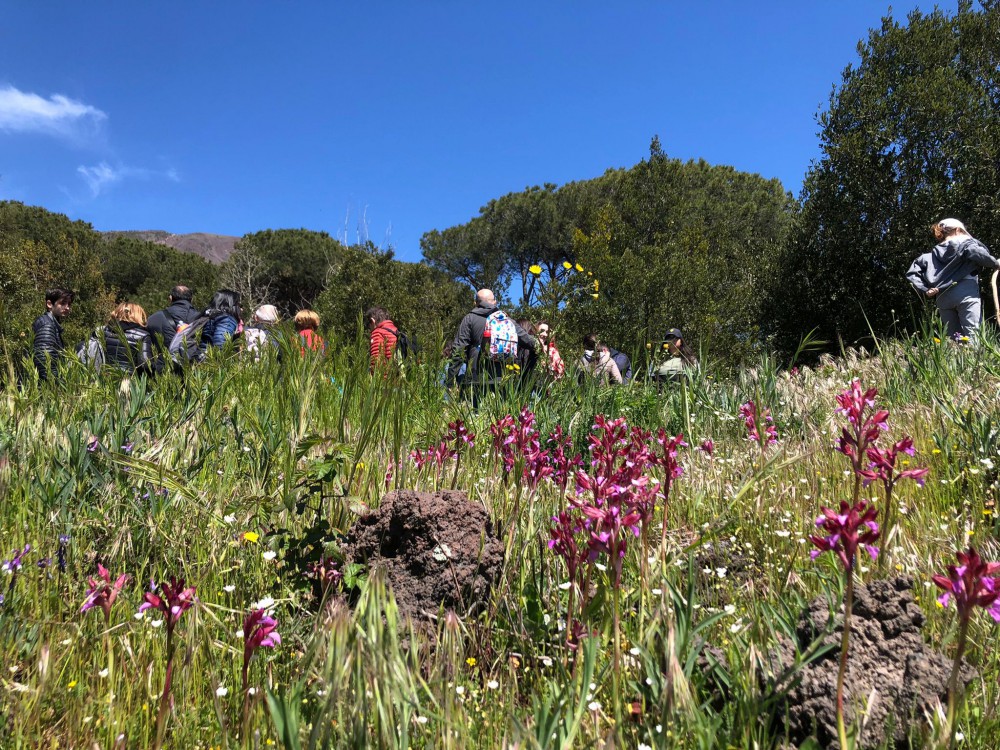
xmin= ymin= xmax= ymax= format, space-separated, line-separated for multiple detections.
xmin=388 ymin=327 xmax=417 ymax=359
xmin=168 ymin=317 xmax=211 ymax=364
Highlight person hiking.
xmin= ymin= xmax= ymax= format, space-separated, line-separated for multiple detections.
xmin=365 ymin=306 xmax=398 ymax=370
xmin=447 ymin=289 xmax=536 ymax=405
xmin=579 ymin=332 xmax=632 ymax=383
xmin=535 ymin=320 xmax=565 ymax=380
xmin=146 ymin=286 xmax=202 ymax=351
xmin=651 ymin=328 xmax=699 ymax=387
xmin=101 ymin=301 xmax=155 ymax=375
xmin=244 ymin=304 xmax=281 ymax=361
xmin=580 ymin=340 xmax=623 ymax=385
xmin=906 ymin=218 xmax=1000 ymax=339
xmin=201 ymin=289 xmax=242 ymax=351
xmin=31 ymin=288 xmax=73 ymax=381
xmin=294 ymin=310 xmax=325 ymax=355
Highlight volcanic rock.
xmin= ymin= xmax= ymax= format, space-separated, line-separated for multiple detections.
xmin=342 ymin=489 xmax=504 ymax=619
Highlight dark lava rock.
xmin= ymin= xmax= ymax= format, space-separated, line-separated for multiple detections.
xmin=782 ymin=577 xmax=973 ymax=748
xmin=342 ymin=489 xmax=504 ymax=619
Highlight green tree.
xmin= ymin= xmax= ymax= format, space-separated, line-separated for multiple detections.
xmin=0 ymin=202 xmax=114 ymax=348
xmin=784 ymin=1 xmax=1000 ymax=349
xmin=227 ymin=229 xmax=346 ymax=315
xmin=315 ymin=242 xmax=469 ymax=352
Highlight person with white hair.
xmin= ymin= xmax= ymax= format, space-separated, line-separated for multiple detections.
xmin=244 ymin=304 xmax=280 ymax=360
xmin=906 ymin=218 xmax=1000 ymax=338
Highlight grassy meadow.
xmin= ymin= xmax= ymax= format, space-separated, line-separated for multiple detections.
xmin=1 ymin=325 xmax=999 ymax=749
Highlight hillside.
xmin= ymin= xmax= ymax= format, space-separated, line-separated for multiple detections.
xmin=102 ymin=230 xmax=239 ymax=264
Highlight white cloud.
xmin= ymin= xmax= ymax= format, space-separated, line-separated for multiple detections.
xmin=77 ymin=161 xmax=181 ymax=198
xmin=0 ymin=85 xmax=106 ymax=138
xmin=77 ymin=162 xmax=121 ymax=196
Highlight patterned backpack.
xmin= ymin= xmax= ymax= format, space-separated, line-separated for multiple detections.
xmin=483 ymin=310 xmax=518 ymax=361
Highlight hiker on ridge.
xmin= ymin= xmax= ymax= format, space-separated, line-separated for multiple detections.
xmin=906 ymin=218 xmax=1000 ymax=339
xmin=447 ymin=289 xmax=536 ymax=404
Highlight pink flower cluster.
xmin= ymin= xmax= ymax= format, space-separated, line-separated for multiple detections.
xmin=140 ymin=577 xmax=197 ymax=629
xmin=858 ymin=436 xmax=930 ymax=489
xmin=81 ymin=563 xmax=130 ymax=621
xmin=491 ymin=408 xmax=582 ymax=491
xmin=834 ymin=379 xmax=889 ymax=467
xmin=409 ymin=419 xmax=476 ymax=469
xmin=738 ymin=400 xmax=778 ymax=446
xmin=809 ymin=500 xmax=880 ymax=571
xmin=933 ymin=547 xmax=1000 ymax=623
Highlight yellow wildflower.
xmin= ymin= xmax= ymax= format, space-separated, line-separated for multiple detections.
xmin=575 ymin=263 xmax=584 ymax=272
xmin=591 ymin=293 xmax=599 ymax=300
xmin=466 ymin=657 xmax=477 ymax=667
xmin=562 ymin=261 xmax=572 ymax=270
xmin=243 ymin=531 xmax=260 ymax=543
xmin=529 ymin=264 xmax=542 ymax=276
xmin=932 ymin=449 xmax=941 ymax=455
xmin=68 ymin=680 xmax=78 ymax=689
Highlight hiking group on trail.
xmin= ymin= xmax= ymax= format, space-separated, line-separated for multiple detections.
xmin=26 ymin=217 xmax=1000 ymax=394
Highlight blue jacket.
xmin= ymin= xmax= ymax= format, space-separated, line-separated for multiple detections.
xmin=906 ymin=237 xmax=1000 ymax=294
xmin=202 ymin=314 xmax=239 ymax=348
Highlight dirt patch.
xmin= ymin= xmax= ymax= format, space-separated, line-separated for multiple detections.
xmin=782 ymin=576 xmax=975 ymax=748
xmin=342 ymin=489 xmax=504 ymax=619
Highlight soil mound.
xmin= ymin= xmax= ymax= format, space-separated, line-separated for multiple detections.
xmin=343 ymin=490 xmax=504 ymax=619
xmin=781 ymin=577 xmax=970 ymax=747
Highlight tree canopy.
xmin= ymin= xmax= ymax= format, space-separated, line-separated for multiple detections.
xmin=421 ymin=138 xmax=796 ymax=367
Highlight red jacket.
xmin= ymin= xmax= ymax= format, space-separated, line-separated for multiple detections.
xmin=298 ymin=329 xmax=325 ymax=355
xmin=369 ymin=320 xmax=398 ymax=368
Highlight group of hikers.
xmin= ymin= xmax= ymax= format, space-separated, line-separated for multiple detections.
xmin=27 ymin=216 xmax=998 ymax=391
xmin=27 ymin=284 xmax=697 ymax=400
xmin=31 ymin=286 xmax=328 ymax=380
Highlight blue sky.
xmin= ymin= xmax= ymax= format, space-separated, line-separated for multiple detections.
xmin=1 ymin=1 xmax=957 ymax=262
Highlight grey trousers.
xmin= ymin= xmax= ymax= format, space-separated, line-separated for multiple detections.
xmin=936 ymin=278 xmax=982 ymax=337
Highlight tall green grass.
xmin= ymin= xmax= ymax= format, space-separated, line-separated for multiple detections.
xmin=0 ymin=326 xmax=998 ymax=748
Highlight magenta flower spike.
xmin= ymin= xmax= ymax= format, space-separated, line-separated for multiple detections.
xmin=933 ymin=547 xmax=1000 ymax=624
xmin=243 ymin=608 xmax=281 ymax=663
xmin=833 ymin=379 xmax=889 ymax=463
xmin=447 ymin=420 xmax=476 ymax=449
xmin=139 ymin=576 xmax=196 ymax=628
xmin=738 ymin=401 xmax=778 ymax=447
xmin=698 ymin=439 xmax=714 ymax=457
xmin=81 ymin=563 xmax=130 ymax=621
xmin=858 ymin=436 xmax=930 ymax=489
xmin=809 ymin=500 xmax=880 ymax=572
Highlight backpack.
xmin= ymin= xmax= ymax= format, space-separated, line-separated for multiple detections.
xmin=387 ymin=327 xmax=416 ymax=359
xmin=78 ymin=330 xmax=105 ymax=372
xmin=483 ymin=310 xmax=518 ymax=361
xmin=168 ymin=317 xmax=210 ymax=364
xmin=244 ymin=326 xmax=279 ymax=360
xmin=608 ymin=347 xmax=633 ymax=383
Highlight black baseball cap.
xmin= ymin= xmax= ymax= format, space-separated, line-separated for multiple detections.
xmin=664 ymin=328 xmax=683 ymax=341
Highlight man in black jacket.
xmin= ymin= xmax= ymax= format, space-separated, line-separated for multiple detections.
xmin=146 ymin=286 xmax=202 ymax=351
xmin=32 ymin=288 xmax=74 ymax=380
xmin=447 ymin=289 xmax=536 ymax=405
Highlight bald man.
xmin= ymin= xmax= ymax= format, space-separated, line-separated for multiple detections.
xmin=447 ymin=288 xmax=536 ymax=404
